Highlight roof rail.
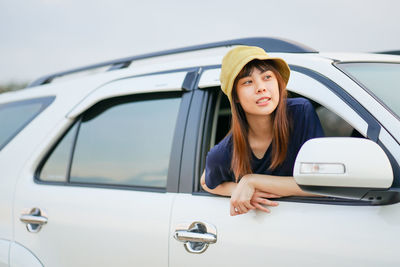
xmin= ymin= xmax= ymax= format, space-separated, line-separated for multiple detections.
xmin=28 ymin=37 xmax=316 ymax=88
xmin=375 ymin=50 xmax=400 ymax=55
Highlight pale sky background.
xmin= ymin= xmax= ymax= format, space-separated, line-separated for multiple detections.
xmin=1 ymin=0 xmax=399 ymax=84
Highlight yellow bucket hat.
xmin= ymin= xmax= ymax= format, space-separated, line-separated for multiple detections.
xmin=220 ymin=45 xmax=290 ymax=103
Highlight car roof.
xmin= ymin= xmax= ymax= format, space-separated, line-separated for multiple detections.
xmin=2 ymin=38 xmax=399 ymax=104
xmin=319 ymin=52 xmax=400 ymax=62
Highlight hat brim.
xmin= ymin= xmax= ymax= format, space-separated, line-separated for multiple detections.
xmin=225 ymin=55 xmax=290 ymax=103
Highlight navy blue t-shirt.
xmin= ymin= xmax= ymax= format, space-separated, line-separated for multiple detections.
xmin=205 ymin=98 xmax=325 ymax=189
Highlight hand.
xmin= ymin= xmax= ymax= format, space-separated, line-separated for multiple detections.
xmin=230 ymin=175 xmax=281 ymax=216
xmin=250 ymin=190 xmax=280 ymax=213
xmin=230 ymin=176 xmax=256 ymax=216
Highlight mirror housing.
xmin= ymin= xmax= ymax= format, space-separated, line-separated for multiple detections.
xmin=294 ymin=138 xmax=394 ymax=200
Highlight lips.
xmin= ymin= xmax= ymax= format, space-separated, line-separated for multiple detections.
xmin=256 ymin=97 xmax=271 ymax=104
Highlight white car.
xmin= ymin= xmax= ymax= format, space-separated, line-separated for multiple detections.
xmin=1 ymin=37 xmax=399 ymax=267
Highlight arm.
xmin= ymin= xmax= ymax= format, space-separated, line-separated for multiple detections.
xmin=229 ymin=173 xmax=320 ymax=216
xmin=201 ymin=171 xmax=281 ymax=215
xmin=200 ymin=170 xmax=288 ymax=196
xmin=200 ymin=171 xmax=236 ymax=196
xmin=241 ymin=173 xmax=316 ymax=197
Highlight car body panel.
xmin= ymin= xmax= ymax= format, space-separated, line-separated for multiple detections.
xmin=14 ymin=176 xmax=174 ymax=266
xmin=318 ymin=52 xmax=400 ymax=62
xmin=9 ymin=242 xmax=42 ymax=267
xmin=0 ymin=240 xmax=9 ymax=267
xmin=170 ymin=193 xmax=400 ymax=267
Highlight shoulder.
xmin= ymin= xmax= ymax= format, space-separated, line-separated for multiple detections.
xmin=286 ymin=97 xmax=325 ymax=140
xmin=287 ymin=97 xmax=313 ymax=112
xmin=287 ymin=97 xmax=316 ymax=119
xmin=205 ymin=134 xmax=234 ymax=188
xmin=206 ymin=133 xmax=233 ymax=164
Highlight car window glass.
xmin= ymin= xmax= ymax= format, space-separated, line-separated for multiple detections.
xmin=0 ymin=97 xmax=54 ymax=150
xmin=315 ymin=106 xmax=354 ymax=136
xmin=69 ymin=95 xmax=181 ymax=188
xmin=337 ymin=62 xmax=400 ymax=119
xmin=40 ymin=123 xmax=78 ymax=182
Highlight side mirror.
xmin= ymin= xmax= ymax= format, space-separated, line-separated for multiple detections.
xmin=294 ymin=138 xmax=394 ymax=201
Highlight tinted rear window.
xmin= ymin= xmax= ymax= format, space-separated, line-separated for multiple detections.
xmin=0 ymin=96 xmax=55 ymax=150
xmin=39 ymin=93 xmax=181 ymax=190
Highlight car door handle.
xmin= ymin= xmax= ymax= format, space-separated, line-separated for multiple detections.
xmin=20 ymin=214 xmax=48 ymax=225
xmin=174 ymin=230 xmax=216 ymax=243
xmin=174 ymin=221 xmax=217 ymax=254
xmin=20 ymin=207 xmax=48 ymax=233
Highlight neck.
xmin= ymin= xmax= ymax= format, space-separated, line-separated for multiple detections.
xmin=246 ymin=113 xmax=273 ymax=140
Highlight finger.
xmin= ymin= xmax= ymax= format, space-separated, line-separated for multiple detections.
xmin=238 ymin=203 xmax=248 ymax=214
xmin=230 ymin=203 xmax=240 ymax=216
xmin=243 ymin=201 xmax=256 ymax=210
xmin=252 ymin=192 xmax=279 ymax=201
xmin=263 ymin=198 xmax=279 ymax=206
xmin=230 ymin=204 xmax=237 ymax=216
xmin=253 ymin=202 xmax=271 ymax=213
xmin=253 ymin=197 xmax=279 ymax=206
xmin=230 ymin=199 xmax=238 ymax=214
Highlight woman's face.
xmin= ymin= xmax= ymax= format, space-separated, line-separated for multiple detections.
xmin=235 ymin=67 xmax=280 ymax=117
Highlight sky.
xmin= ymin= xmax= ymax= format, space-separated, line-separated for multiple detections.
xmin=1 ymin=0 xmax=399 ymax=84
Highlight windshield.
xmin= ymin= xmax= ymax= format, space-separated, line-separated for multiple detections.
xmin=337 ymin=62 xmax=400 ymax=119
xmin=0 ymin=96 xmax=54 ymax=150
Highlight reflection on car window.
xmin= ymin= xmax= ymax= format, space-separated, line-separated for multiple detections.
xmin=40 ymin=123 xmax=78 ymax=182
xmin=0 ymin=97 xmax=54 ymax=150
xmin=69 ymin=96 xmax=181 ymax=188
xmin=337 ymin=62 xmax=400 ymax=119
xmin=39 ymin=93 xmax=181 ymax=189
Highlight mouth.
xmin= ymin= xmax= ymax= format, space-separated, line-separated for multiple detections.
xmin=256 ymin=97 xmax=271 ymax=105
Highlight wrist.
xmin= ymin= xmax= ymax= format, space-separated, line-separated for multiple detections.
xmin=240 ymin=174 xmax=254 ymax=186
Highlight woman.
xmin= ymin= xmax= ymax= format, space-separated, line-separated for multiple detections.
xmin=200 ymin=45 xmax=324 ymax=216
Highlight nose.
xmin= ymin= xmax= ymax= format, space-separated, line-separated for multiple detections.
xmin=256 ymin=87 xmax=267 ymax=93
xmin=255 ymin=80 xmax=267 ymax=93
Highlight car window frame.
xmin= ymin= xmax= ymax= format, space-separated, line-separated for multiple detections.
xmin=34 ymin=91 xmax=192 ymax=193
xmin=290 ymin=65 xmax=400 ymax=191
xmin=188 ymin=65 xmax=400 ymax=206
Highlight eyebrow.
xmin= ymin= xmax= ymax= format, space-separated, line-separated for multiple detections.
xmin=240 ymin=69 xmax=271 ymax=78
xmin=260 ymin=69 xmax=273 ymax=74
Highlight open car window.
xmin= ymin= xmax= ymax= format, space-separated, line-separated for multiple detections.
xmin=208 ymin=90 xmax=363 ymax=151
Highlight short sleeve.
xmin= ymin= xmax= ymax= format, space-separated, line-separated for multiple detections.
xmin=204 ymin=138 xmax=234 ymax=189
xmin=297 ymin=99 xmax=325 ymax=145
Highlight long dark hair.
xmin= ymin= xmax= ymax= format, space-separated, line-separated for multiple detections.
xmin=230 ymin=59 xmax=290 ymax=182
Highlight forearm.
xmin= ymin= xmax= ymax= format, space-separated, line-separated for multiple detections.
xmin=243 ymin=174 xmax=316 ymax=197
xmin=200 ymin=171 xmax=237 ymax=196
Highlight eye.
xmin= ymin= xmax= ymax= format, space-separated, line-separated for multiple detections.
xmin=242 ymin=80 xmax=252 ymax=85
xmin=264 ymin=75 xmax=272 ymax=80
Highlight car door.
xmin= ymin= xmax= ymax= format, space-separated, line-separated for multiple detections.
xmin=0 ymin=96 xmax=56 ymax=267
xmin=13 ymin=71 xmax=194 ymax=266
xmin=169 ymin=67 xmax=400 ymax=267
